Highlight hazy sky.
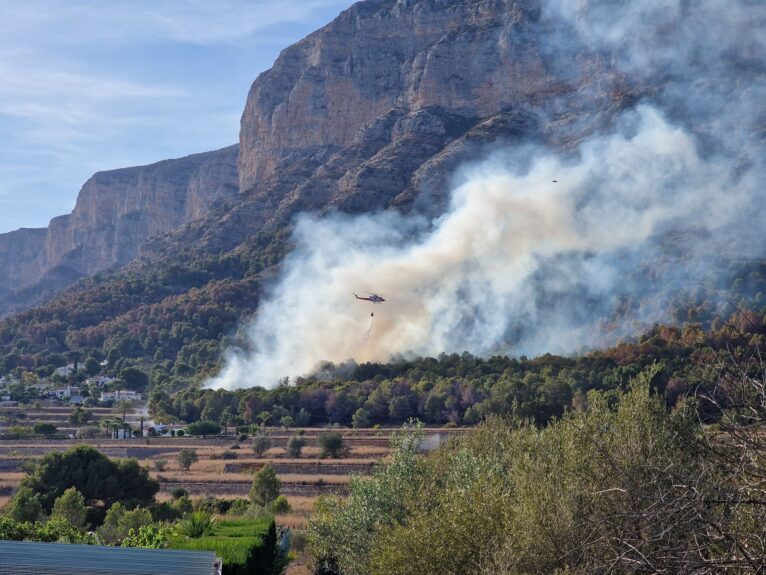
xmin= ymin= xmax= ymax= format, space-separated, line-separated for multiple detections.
xmin=0 ymin=0 xmax=354 ymax=234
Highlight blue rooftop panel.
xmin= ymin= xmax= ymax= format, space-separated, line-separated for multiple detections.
xmin=0 ymin=541 xmax=219 ymax=575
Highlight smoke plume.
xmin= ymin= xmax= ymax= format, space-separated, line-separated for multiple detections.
xmin=209 ymin=0 xmax=765 ymax=389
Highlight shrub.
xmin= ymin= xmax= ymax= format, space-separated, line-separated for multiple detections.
xmin=227 ymin=499 xmax=251 ymax=516
xmin=280 ymin=416 xmax=294 ymax=428
xmin=252 ymin=434 xmax=271 ymax=458
xmin=171 ymin=487 xmax=188 ymax=500
xmin=287 ymin=435 xmax=307 ymax=458
xmin=121 ymin=524 xmax=176 ymax=549
xmin=318 ymin=432 xmax=348 ymax=459
xmin=295 ymin=408 xmax=312 ymax=427
xmin=97 ymin=503 xmax=154 ymax=544
xmin=0 ymin=516 xmax=92 ymax=544
xmin=185 ymin=420 xmax=222 ymax=436
xmin=153 ymin=458 xmax=168 ymax=472
xmin=33 ymin=423 xmax=57 ymax=435
xmin=4 ymin=486 xmax=43 ymax=523
xmin=269 ymin=495 xmax=291 ymax=514
xmin=177 ymin=511 xmax=215 ymax=538
xmin=176 ymin=429 xmax=185 ymax=437
xmin=177 ymin=448 xmax=199 ymax=471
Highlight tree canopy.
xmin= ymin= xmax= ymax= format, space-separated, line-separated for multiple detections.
xmin=21 ymin=445 xmax=158 ymax=513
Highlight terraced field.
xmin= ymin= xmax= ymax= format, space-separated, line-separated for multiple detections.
xmin=0 ymin=409 xmax=463 ymax=517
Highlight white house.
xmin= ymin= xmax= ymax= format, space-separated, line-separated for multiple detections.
xmin=100 ymin=390 xmax=141 ymax=402
xmin=85 ymin=376 xmax=115 ymax=387
xmin=54 ymin=386 xmax=81 ymax=400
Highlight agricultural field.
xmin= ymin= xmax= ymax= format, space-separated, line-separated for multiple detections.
xmin=0 ymin=406 xmax=462 ymax=522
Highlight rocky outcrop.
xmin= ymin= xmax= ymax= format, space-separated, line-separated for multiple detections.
xmin=238 ymin=0 xmax=604 ymax=192
xmin=0 ymin=145 xmax=238 ymax=315
xmin=150 ymin=0 xmax=631 ymax=258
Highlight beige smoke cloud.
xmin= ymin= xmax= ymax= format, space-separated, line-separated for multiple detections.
xmin=208 ymin=106 xmax=742 ymax=389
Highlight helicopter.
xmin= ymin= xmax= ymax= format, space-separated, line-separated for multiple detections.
xmin=353 ymin=292 xmax=386 ymax=304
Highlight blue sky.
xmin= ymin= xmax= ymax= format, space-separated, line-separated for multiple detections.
xmin=0 ymin=0 xmax=355 ymax=234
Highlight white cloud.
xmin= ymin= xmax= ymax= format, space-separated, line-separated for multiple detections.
xmin=0 ymin=0 xmax=353 ymax=46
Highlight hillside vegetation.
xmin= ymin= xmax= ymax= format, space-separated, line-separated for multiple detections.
xmin=309 ymin=347 xmax=766 ymax=575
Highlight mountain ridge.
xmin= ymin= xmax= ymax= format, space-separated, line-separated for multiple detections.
xmin=0 ymin=145 xmax=239 ymax=317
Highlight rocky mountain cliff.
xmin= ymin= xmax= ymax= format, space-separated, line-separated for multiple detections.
xmin=0 ymin=145 xmax=238 ymax=316
xmin=144 ymin=0 xmax=632 ymax=259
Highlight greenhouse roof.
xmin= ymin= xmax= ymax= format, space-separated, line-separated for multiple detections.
xmin=0 ymin=540 xmax=220 ymax=575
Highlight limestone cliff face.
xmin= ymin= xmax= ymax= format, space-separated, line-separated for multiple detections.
xmin=155 ymin=0 xmax=628 ymax=257
xmin=238 ymin=0 xmax=585 ymax=192
xmin=0 ymin=145 xmax=238 ymax=313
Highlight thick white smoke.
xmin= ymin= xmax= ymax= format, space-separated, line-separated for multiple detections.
xmin=209 ymin=106 xmax=756 ymax=389
xmin=208 ymin=0 xmax=766 ymax=389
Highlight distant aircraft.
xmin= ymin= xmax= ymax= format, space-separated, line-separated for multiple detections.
xmin=354 ymin=292 xmax=386 ymax=304
xmin=552 ymin=180 xmax=558 ymax=183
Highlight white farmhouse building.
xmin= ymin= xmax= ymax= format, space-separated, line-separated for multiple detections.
xmin=100 ymin=390 xmax=142 ymax=402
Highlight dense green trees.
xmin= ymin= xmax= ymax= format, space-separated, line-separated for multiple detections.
xmin=20 ymin=445 xmax=158 ymax=515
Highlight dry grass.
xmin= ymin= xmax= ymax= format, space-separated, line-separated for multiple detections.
xmin=286 ymin=496 xmax=318 ymax=513
xmin=278 ymin=474 xmax=353 ymax=484
xmin=276 ymin=512 xmax=308 ymax=529
xmin=0 ymin=472 xmax=27 ymax=483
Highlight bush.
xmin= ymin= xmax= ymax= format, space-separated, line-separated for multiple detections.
xmin=171 ymin=487 xmax=188 ymax=500
xmin=176 ymin=511 xmax=215 ymax=538
xmin=153 ymin=458 xmax=168 ymax=472
xmin=227 ymin=499 xmax=251 ymax=516
xmin=0 ymin=516 xmax=92 ymax=544
xmin=318 ymin=432 xmax=348 ymax=459
xmin=4 ymin=486 xmax=43 ymax=523
xmin=185 ymin=420 xmax=222 ymax=436
xmin=33 ymin=423 xmax=57 ymax=435
xmin=269 ymin=495 xmax=291 ymax=514
xmin=177 ymin=448 xmax=199 ymax=471
xmin=176 ymin=429 xmax=185 ymax=437
xmin=97 ymin=503 xmax=154 ymax=544
xmin=287 ymin=435 xmax=307 ymax=458
xmin=121 ymin=524 xmax=176 ymax=549
xmin=352 ymin=408 xmax=370 ymax=429
xmin=252 ymin=434 xmax=271 ymax=458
